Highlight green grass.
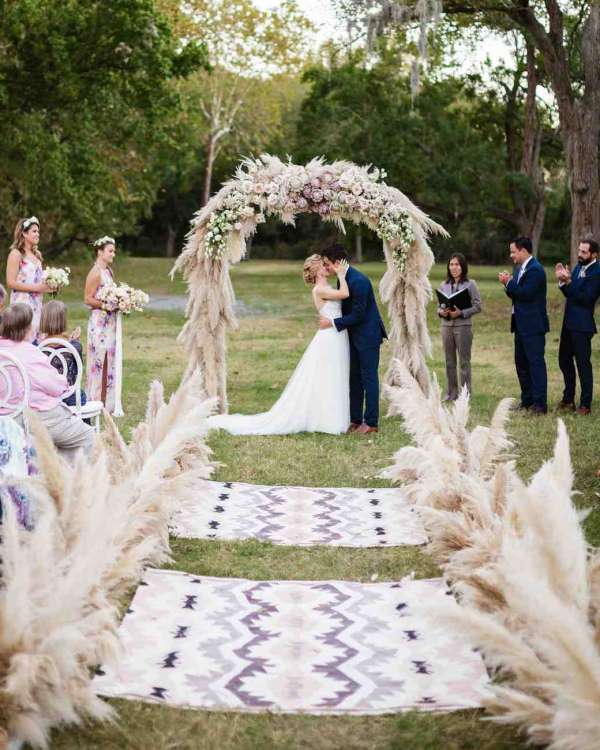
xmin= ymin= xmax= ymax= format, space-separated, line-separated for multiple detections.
xmin=50 ymin=257 xmax=599 ymax=749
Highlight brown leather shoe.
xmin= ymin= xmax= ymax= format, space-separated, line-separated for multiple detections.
xmin=576 ymin=406 xmax=591 ymax=415
xmin=355 ymin=423 xmax=378 ymax=434
xmin=557 ymin=401 xmax=576 ymax=412
xmin=347 ymin=423 xmax=362 ymax=434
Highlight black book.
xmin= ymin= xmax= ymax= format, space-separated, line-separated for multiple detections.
xmin=436 ymin=286 xmax=472 ymax=311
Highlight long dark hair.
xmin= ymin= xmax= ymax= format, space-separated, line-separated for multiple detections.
xmin=446 ymin=253 xmax=468 ymax=283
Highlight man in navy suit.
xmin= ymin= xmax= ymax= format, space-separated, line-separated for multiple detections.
xmin=319 ymin=244 xmax=387 ymax=434
xmin=498 ymin=236 xmax=549 ymax=414
xmin=555 ymin=238 xmax=600 ymax=414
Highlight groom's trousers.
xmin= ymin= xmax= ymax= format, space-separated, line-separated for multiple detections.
xmin=350 ymin=340 xmax=380 ymax=427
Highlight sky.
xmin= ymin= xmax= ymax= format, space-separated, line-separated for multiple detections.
xmin=253 ymin=0 xmax=514 ymax=72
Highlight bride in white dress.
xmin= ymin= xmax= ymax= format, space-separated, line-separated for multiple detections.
xmin=207 ymin=255 xmax=350 ymax=435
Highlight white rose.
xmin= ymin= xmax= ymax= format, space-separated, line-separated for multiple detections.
xmin=351 ymin=183 xmax=363 ymax=196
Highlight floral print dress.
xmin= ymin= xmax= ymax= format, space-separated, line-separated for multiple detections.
xmin=10 ymin=255 xmax=43 ymax=341
xmin=86 ymin=266 xmax=117 ymax=409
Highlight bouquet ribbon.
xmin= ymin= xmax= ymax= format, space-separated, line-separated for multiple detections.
xmin=112 ymin=312 xmax=125 ymax=417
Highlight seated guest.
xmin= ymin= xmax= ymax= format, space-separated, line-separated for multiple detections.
xmin=437 ymin=253 xmax=482 ymax=401
xmin=555 ymin=239 xmax=600 ymax=414
xmin=40 ymin=300 xmax=88 ymax=409
xmin=0 ymin=303 xmax=94 ymax=462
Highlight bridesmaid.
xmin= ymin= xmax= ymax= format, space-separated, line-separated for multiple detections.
xmin=6 ymin=216 xmax=51 ymax=342
xmin=84 ymin=236 xmax=117 ymax=409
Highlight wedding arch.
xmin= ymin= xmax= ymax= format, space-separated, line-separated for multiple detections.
xmin=172 ymin=155 xmax=447 ymax=413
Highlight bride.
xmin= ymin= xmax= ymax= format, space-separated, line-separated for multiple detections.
xmin=207 ymin=254 xmax=350 ymax=435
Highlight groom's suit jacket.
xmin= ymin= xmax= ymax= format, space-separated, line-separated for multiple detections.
xmin=334 ymin=266 xmax=387 ymax=350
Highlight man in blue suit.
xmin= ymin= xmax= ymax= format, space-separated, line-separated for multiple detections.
xmin=498 ymin=236 xmax=549 ymax=414
xmin=319 ymin=244 xmax=387 ymax=434
xmin=555 ymin=238 xmax=600 ymax=414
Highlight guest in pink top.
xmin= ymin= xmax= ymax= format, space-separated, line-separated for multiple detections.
xmin=6 ymin=217 xmax=52 ymax=342
xmin=0 ymin=304 xmax=95 ymax=461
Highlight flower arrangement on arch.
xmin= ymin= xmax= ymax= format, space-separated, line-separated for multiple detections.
xmin=96 ymin=281 xmax=149 ymax=315
xmin=201 ymin=157 xmax=415 ymax=273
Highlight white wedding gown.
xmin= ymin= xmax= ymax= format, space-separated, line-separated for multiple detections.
xmin=207 ymin=300 xmax=350 ymax=435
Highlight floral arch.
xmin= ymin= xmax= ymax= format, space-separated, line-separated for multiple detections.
xmin=173 ymin=155 xmax=447 ymax=413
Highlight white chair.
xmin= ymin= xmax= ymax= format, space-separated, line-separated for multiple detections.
xmin=39 ymin=338 xmax=103 ymax=431
xmin=0 ymin=350 xmax=30 ymax=421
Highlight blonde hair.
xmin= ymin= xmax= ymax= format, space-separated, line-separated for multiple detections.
xmin=40 ymin=300 xmax=68 ymax=337
xmin=10 ymin=218 xmax=43 ymax=261
xmin=1 ymin=303 xmax=33 ymax=342
xmin=303 ymin=254 xmax=323 ymax=285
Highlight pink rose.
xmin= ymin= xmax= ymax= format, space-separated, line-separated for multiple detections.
xmin=312 ymin=189 xmax=324 ymax=202
xmin=318 ymin=202 xmax=330 ymax=214
xmin=302 ymin=186 xmax=312 ymax=199
xmin=297 ymin=197 xmax=309 ymax=210
xmin=311 ymin=177 xmax=321 ymax=188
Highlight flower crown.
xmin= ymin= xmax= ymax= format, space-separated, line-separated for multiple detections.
xmin=22 ymin=216 xmax=39 ymax=230
xmin=93 ymin=235 xmax=115 ymax=248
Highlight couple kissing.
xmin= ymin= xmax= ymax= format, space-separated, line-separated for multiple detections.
xmin=207 ymin=243 xmax=387 ymax=436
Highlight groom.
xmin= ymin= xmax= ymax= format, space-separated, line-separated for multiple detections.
xmin=319 ymin=244 xmax=387 ymax=434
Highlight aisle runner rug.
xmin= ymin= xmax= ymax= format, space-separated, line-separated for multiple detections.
xmin=94 ymin=570 xmax=490 ymax=714
xmin=171 ymin=480 xmax=427 ymax=547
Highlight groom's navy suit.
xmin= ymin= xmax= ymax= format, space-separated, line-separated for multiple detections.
xmin=504 ymin=255 xmax=549 ymax=410
xmin=334 ymin=266 xmax=387 ymax=427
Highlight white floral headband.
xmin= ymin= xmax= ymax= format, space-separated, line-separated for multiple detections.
xmin=22 ymin=216 xmax=39 ymax=230
xmin=93 ymin=235 xmax=115 ymax=248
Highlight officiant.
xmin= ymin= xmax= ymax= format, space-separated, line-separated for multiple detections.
xmin=437 ymin=253 xmax=482 ymax=401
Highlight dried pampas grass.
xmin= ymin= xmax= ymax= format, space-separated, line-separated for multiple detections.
xmin=0 ymin=374 xmax=216 ymax=747
xmin=385 ymin=360 xmax=600 ymax=749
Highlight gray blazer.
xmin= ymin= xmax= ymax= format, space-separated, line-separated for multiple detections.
xmin=438 ymin=278 xmax=482 ymax=327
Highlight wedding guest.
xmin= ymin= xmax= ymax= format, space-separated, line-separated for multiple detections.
xmin=437 ymin=253 xmax=481 ymax=401
xmin=498 ymin=237 xmax=549 ymax=415
xmin=84 ymin=236 xmax=117 ymax=409
xmin=555 ymin=238 xmax=600 ymax=415
xmin=6 ymin=217 xmax=51 ymax=342
xmin=0 ymin=304 xmax=94 ymax=461
xmin=40 ymin=300 xmax=88 ymax=409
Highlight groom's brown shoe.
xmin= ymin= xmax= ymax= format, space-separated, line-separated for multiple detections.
xmin=356 ymin=423 xmax=378 ymax=434
xmin=347 ymin=423 xmax=362 ymax=434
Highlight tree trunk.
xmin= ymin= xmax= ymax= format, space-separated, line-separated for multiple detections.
xmin=166 ymin=223 xmax=177 ymax=257
xmin=566 ymin=107 xmax=600 ymax=265
xmin=202 ymin=133 xmax=217 ymax=207
xmin=354 ymin=226 xmax=363 ymax=262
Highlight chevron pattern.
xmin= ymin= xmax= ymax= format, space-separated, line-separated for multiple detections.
xmin=171 ymin=480 xmax=427 ymax=547
xmin=94 ymin=570 xmax=490 ymax=714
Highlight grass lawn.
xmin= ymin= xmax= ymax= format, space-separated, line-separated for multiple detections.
xmin=50 ymin=256 xmax=599 ymax=749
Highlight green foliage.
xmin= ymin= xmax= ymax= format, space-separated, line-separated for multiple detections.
xmin=0 ymin=0 xmax=208 ymax=254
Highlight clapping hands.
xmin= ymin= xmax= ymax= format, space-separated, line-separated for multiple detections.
xmin=555 ymin=262 xmax=571 ymax=283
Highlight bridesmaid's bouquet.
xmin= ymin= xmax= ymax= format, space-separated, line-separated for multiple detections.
xmin=43 ymin=266 xmax=70 ymax=294
xmin=97 ymin=281 xmax=149 ymax=314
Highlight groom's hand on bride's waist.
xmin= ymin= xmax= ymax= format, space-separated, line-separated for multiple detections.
xmin=319 ymin=316 xmax=333 ymax=329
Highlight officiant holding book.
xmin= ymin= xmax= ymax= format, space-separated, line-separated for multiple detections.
xmin=437 ymin=253 xmax=482 ymax=401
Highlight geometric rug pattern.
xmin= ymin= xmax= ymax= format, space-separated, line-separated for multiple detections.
xmin=171 ymin=480 xmax=427 ymax=547
xmin=94 ymin=570 xmax=490 ymax=714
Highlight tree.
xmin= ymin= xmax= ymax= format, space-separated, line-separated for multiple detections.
xmin=174 ymin=0 xmax=313 ymax=205
xmin=340 ymin=1 xmax=600 ymax=263
xmin=0 ymin=0 xmax=208 ymax=252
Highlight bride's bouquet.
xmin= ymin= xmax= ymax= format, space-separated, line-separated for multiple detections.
xmin=43 ymin=266 xmax=70 ymax=294
xmin=97 ymin=281 xmax=149 ymax=314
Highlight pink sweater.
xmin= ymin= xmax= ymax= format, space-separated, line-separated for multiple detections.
xmin=0 ymin=338 xmax=68 ymax=412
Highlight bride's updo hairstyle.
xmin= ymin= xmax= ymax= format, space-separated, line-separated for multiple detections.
xmin=303 ymin=254 xmax=323 ymax=285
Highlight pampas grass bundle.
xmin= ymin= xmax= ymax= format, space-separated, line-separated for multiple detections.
xmin=0 ymin=374 xmax=216 ymax=747
xmin=385 ymin=359 xmax=600 ymax=749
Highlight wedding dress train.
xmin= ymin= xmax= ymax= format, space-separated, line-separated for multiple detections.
xmin=207 ymin=300 xmax=350 ymax=435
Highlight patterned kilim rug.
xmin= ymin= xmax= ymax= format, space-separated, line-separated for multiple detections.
xmin=94 ymin=570 xmax=490 ymax=714
xmin=171 ymin=480 xmax=427 ymax=547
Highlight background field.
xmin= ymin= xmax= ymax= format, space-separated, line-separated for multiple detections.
xmin=50 ymin=257 xmax=599 ymax=749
